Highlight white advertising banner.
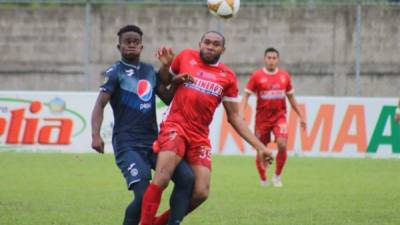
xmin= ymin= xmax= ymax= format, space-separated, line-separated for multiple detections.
xmin=0 ymin=91 xmax=111 ymax=153
xmin=213 ymin=96 xmax=400 ymax=158
xmin=0 ymin=92 xmax=399 ymax=158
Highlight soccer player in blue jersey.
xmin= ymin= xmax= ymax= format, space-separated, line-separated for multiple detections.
xmin=91 ymin=25 xmax=194 ymax=225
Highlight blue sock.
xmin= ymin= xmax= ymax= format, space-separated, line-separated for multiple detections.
xmin=122 ymin=180 xmax=149 ymax=225
xmin=168 ymin=160 xmax=194 ymax=225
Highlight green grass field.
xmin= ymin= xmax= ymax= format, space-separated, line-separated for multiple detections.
xmin=1 ymin=152 xmax=399 ymax=225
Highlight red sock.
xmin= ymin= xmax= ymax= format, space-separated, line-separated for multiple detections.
xmin=275 ymin=149 xmax=287 ymax=176
xmin=256 ymin=154 xmax=267 ymax=181
xmin=141 ymin=183 xmax=163 ymax=225
xmin=154 ymin=201 xmax=198 ymax=225
xmin=154 ymin=210 xmax=170 ymax=225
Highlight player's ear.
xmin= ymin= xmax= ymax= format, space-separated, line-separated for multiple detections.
xmin=117 ymin=44 xmax=121 ymax=51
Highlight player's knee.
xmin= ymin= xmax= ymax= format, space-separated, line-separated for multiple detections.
xmin=277 ymin=139 xmax=287 ymax=151
xmin=153 ymin=174 xmax=171 ymax=189
xmin=153 ymin=167 xmax=175 ymax=188
xmin=192 ymin=187 xmax=209 ymax=203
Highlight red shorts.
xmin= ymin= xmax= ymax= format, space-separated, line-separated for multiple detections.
xmin=153 ymin=122 xmax=212 ymax=170
xmin=255 ymin=117 xmax=288 ymax=145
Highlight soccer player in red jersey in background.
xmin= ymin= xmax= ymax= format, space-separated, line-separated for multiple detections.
xmin=395 ymin=99 xmax=400 ymax=122
xmin=139 ymin=31 xmax=273 ymax=225
xmin=241 ymin=47 xmax=306 ymax=187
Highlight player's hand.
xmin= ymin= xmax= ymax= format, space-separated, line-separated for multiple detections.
xmin=172 ymin=73 xmax=195 ymax=85
xmin=395 ymin=111 xmax=400 ymax=123
xmin=156 ymin=46 xmax=174 ymax=67
xmin=300 ymin=118 xmax=307 ymax=130
xmin=91 ymin=134 xmax=105 ymax=154
xmin=257 ymin=146 xmax=274 ymax=168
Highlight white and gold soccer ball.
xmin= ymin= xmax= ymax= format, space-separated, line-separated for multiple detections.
xmin=207 ymin=0 xmax=240 ymax=19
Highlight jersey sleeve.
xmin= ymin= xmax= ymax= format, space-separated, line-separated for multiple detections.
xmin=222 ymin=73 xmax=240 ymax=102
xmin=286 ymin=73 xmax=294 ymax=94
xmin=245 ymin=72 xmax=257 ymax=95
xmin=100 ymin=66 xmax=119 ymax=94
xmin=169 ymin=50 xmax=185 ymax=76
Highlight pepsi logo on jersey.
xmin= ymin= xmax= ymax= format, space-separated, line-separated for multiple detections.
xmin=137 ymin=80 xmax=153 ymax=102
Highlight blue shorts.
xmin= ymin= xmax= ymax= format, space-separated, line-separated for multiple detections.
xmin=115 ymin=149 xmax=156 ymax=190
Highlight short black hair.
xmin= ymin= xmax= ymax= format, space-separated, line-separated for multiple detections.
xmin=117 ymin=25 xmax=143 ymax=43
xmin=200 ymin=30 xmax=225 ymax=47
xmin=264 ymin=47 xmax=279 ymax=57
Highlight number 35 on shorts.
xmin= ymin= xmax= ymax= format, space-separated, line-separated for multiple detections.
xmin=199 ymin=146 xmax=212 ymax=160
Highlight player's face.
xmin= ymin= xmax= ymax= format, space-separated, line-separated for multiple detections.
xmin=199 ymin=33 xmax=225 ymax=64
xmin=264 ymin=51 xmax=279 ymax=71
xmin=118 ymin=31 xmax=143 ymax=61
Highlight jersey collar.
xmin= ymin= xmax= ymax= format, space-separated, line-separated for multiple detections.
xmin=121 ymin=60 xmax=141 ymax=70
xmin=262 ymin=67 xmax=279 ymax=75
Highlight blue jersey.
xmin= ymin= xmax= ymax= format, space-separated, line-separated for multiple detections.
xmin=100 ymin=60 xmax=160 ymax=153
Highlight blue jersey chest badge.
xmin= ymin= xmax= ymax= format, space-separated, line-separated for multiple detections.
xmin=137 ymin=80 xmax=153 ymax=102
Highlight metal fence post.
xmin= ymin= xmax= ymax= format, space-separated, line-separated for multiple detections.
xmin=84 ymin=0 xmax=92 ymax=91
xmin=354 ymin=0 xmax=362 ymax=96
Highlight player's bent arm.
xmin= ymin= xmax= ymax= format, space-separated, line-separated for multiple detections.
xmin=157 ymin=46 xmax=174 ymax=85
xmin=158 ymin=65 xmax=172 ymax=86
xmin=91 ymin=92 xmax=111 ymax=153
xmin=287 ymin=93 xmax=306 ymax=129
xmin=156 ymin=83 xmax=175 ymax=105
xmin=240 ymin=92 xmax=251 ymax=117
xmin=223 ymin=101 xmax=273 ymax=165
xmin=156 ymin=73 xmax=193 ymax=105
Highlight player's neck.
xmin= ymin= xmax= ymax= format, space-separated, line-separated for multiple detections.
xmin=263 ymin=67 xmax=278 ymax=75
xmin=121 ymin=57 xmax=140 ymax=67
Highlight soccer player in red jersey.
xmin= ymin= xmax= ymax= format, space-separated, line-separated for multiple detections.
xmin=241 ymin=47 xmax=306 ymax=187
xmin=395 ymin=99 xmax=400 ymax=122
xmin=139 ymin=31 xmax=273 ymax=225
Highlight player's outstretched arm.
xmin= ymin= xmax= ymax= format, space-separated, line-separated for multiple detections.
xmin=287 ymin=93 xmax=306 ymax=130
xmin=156 ymin=46 xmax=174 ymax=85
xmin=395 ymin=99 xmax=400 ymax=122
xmin=223 ymin=101 xmax=273 ymax=166
xmin=156 ymin=73 xmax=194 ymax=105
xmin=91 ymin=92 xmax=111 ymax=154
xmin=240 ymin=92 xmax=251 ymax=117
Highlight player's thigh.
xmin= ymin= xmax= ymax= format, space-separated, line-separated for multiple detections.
xmin=153 ymin=151 xmax=183 ymax=188
xmin=272 ymin=118 xmax=289 ymax=150
xmin=115 ymin=150 xmax=152 ymax=190
xmin=153 ymin=123 xmax=188 ymax=158
xmin=191 ymin=165 xmax=211 ymax=200
xmin=255 ymin=126 xmax=272 ymax=145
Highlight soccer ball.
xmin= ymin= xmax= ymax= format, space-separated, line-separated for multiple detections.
xmin=207 ymin=0 xmax=240 ymax=19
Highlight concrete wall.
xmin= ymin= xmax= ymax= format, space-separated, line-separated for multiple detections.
xmin=0 ymin=4 xmax=399 ymax=96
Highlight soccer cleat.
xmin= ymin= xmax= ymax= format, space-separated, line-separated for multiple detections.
xmin=260 ymin=180 xmax=269 ymax=187
xmin=272 ymin=175 xmax=283 ymax=187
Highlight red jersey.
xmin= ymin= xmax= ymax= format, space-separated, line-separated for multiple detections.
xmin=163 ymin=48 xmax=239 ymax=142
xmin=245 ymin=68 xmax=294 ymax=126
